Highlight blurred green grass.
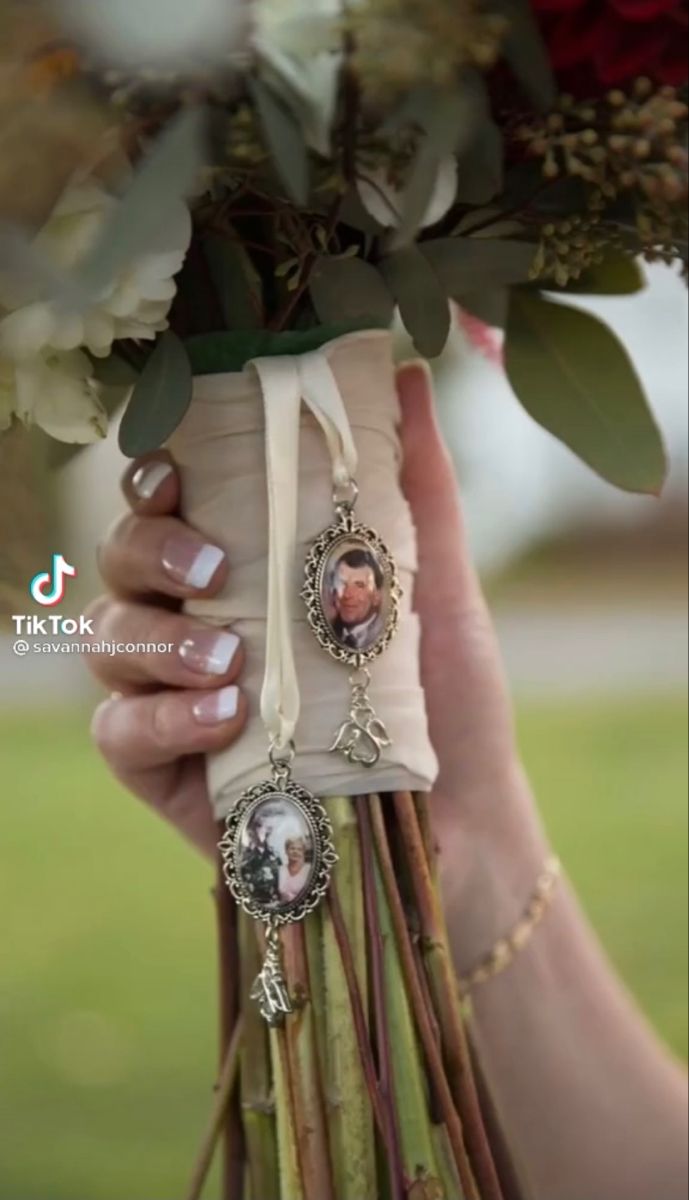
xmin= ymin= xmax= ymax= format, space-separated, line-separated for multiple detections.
xmin=0 ymin=696 xmax=687 ymax=1200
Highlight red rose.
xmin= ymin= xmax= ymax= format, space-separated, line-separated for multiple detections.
xmin=532 ymin=0 xmax=688 ymax=92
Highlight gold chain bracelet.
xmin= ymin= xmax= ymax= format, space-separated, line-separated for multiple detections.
xmin=459 ymin=856 xmax=562 ymax=996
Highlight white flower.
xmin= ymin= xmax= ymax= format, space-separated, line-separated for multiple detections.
xmin=357 ymin=157 xmax=458 ymax=229
xmin=0 ymin=182 xmax=191 ymax=363
xmin=0 ymin=349 xmax=108 ymax=444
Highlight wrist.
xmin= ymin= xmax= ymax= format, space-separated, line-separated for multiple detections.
xmin=437 ymin=761 xmax=553 ymax=976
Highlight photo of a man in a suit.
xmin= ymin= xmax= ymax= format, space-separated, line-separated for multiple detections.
xmin=327 ymin=547 xmax=386 ymax=652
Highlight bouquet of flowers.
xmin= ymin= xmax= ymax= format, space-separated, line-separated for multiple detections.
xmin=1 ymin=2 xmax=686 ymax=1199
xmin=0 ymin=0 xmax=686 ymax=489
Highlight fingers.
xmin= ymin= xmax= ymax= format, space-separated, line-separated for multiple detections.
xmin=91 ymin=685 xmax=249 ymax=775
xmin=398 ymin=360 xmax=472 ymax=596
xmin=98 ymin=511 xmax=228 ymax=602
xmin=86 ymin=596 xmax=244 ymax=692
xmin=121 ymin=452 xmax=180 ymax=517
xmin=396 ymin=361 xmax=514 ymax=816
xmin=398 ymin=360 xmax=465 ymax=534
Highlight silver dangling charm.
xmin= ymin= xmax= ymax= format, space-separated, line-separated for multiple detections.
xmin=250 ymin=921 xmax=293 ymax=1028
xmin=219 ymin=742 xmax=338 ymax=1027
xmin=329 ymin=667 xmax=393 ymax=767
xmin=302 ymin=480 xmax=402 ymax=768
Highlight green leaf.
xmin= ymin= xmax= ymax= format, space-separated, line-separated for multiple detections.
xmin=494 ymin=0 xmax=556 ymax=111
xmin=310 ymin=257 xmax=395 ymax=327
xmin=558 ymin=252 xmax=646 ymax=296
xmin=454 ymin=120 xmax=503 ymax=207
xmin=455 ymin=288 xmax=508 ymax=329
xmin=90 ymin=351 xmax=141 ymax=388
xmin=118 ymin=331 xmax=192 ymax=457
xmin=381 ymin=247 xmax=450 ymax=358
xmin=505 ymin=291 xmax=667 ymax=494
xmin=338 ymin=189 xmax=385 ymax=236
xmin=250 ymin=76 xmax=309 ymax=206
xmin=392 ymin=75 xmax=488 ymax=246
xmin=421 ymin=237 xmax=536 ymax=292
xmin=79 ymin=107 xmax=205 ymax=299
xmin=204 ymin=235 xmax=264 ymax=330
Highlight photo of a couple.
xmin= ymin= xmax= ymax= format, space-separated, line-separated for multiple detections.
xmin=238 ymin=798 xmax=315 ymax=910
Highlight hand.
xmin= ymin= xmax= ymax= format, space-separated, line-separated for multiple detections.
xmin=89 ymin=365 xmax=546 ymax=942
xmin=88 ymin=458 xmax=248 ymax=857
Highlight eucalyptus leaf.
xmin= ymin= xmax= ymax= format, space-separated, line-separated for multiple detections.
xmin=392 ymin=76 xmax=488 ymax=247
xmin=421 ymin=237 xmax=536 ymax=292
xmin=91 ymin=352 xmax=141 ymax=388
xmin=250 ymin=76 xmax=310 ymax=206
xmin=558 ymin=252 xmax=646 ymax=296
xmin=118 ymin=331 xmax=192 ymax=457
xmin=79 ymin=107 xmax=205 ymax=300
xmin=204 ymin=235 xmax=264 ymax=330
xmin=455 ymin=288 xmax=509 ymax=329
xmin=310 ymin=257 xmax=394 ymax=327
xmin=505 ymin=291 xmax=667 ymax=494
xmin=454 ymin=120 xmax=504 ymax=207
xmin=494 ymin=0 xmax=556 ymax=111
xmin=338 ymin=189 xmax=386 ymax=236
xmin=381 ymin=247 xmax=450 ymax=358
xmin=394 ymin=140 xmax=444 ymax=249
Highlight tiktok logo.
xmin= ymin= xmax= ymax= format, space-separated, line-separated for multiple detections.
xmin=30 ymin=554 xmax=77 ymax=608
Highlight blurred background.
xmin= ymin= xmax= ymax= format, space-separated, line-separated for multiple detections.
xmin=0 ymin=264 xmax=687 ymax=1199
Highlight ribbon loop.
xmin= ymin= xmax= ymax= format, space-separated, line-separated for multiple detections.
xmin=249 ymin=346 xmax=359 ymax=753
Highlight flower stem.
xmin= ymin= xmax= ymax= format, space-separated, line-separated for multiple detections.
xmin=239 ymin=915 xmax=279 ymax=1200
xmin=393 ymin=793 xmax=505 ymax=1200
xmin=280 ymin=923 xmax=336 ymax=1200
xmin=321 ymin=799 xmax=377 ymax=1199
xmin=184 ymin=1017 xmax=244 ymax=1200
xmin=357 ymin=798 xmax=407 ymax=1200
xmin=215 ymin=870 xmax=244 ymax=1200
xmin=370 ymin=795 xmax=478 ymax=1200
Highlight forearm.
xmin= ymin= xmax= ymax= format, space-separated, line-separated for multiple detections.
xmin=441 ymin=765 xmax=688 ymax=1200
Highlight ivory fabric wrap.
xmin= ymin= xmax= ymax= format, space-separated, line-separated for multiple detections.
xmin=169 ymin=329 xmax=439 ymax=819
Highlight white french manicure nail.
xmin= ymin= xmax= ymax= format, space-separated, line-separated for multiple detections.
xmin=186 ymin=544 xmax=225 ymax=590
xmin=180 ymin=631 xmax=240 ymax=676
xmin=193 ymin=686 xmax=240 ymax=725
xmin=131 ymin=461 xmax=174 ymax=500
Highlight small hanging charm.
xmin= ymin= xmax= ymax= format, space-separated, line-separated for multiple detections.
xmin=219 ymin=744 xmax=338 ymax=1026
xmin=302 ymin=480 xmax=402 ymax=767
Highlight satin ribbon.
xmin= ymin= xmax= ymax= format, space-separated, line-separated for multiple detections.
xmin=249 ymin=347 xmax=360 ymax=752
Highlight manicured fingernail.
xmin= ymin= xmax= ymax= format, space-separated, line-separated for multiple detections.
xmin=131 ymin=461 xmax=174 ymax=500
xmin=180 ymin=630 xmax=240 ymax=676
xmin=162 ymin=536 xmax=225 ymax=589
xmin=193 ymin=686 xmax=240 ymax=725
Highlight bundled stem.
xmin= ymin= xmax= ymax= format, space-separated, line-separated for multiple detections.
xmin=279 ymin=923 xmax=336 ymax=1200
xmin=369 ymin=795 xmax=478 ymax=1200
xmin=185 ymin=1018 xmax=244 ymax=1200
xmin=239 ymin=915 xmax=279 ymax=1200
xmin=393 ymin=793 xmax=504 ymax=1200
xmin=205 ymin=793 xmax=519 ymax=1199
xmin=321 ymin=798 xmax=377 ymax=1199
xmin=216 ymin=872 xmax=244 ymax=1200
xmin=358 ymin=798 xmax=407 ymax=1200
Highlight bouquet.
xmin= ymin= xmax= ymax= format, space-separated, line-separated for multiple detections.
xmin=1 ymin=2 xmax=686 ymax=1199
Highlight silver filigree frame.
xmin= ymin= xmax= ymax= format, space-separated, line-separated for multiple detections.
xmin=301 ymin=511 xmax=402 ymax=668
xmin=219 ymin=778 xmax=338 ymax=927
